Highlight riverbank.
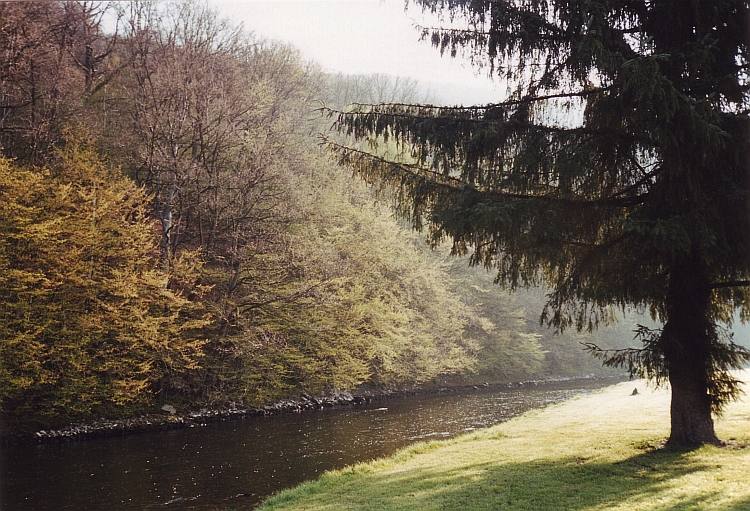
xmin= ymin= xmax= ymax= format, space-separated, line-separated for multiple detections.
xmin=7 ymin=375 xmax=624 ymax=443
xmin=13 ymin=389 xmax=369 ymax=443
xmin=258 ymin=371 xmax=750 ymax=511
xmin=2 ymin=376 xmax=623 ymax=510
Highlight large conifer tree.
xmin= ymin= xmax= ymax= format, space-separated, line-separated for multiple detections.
xmin=326 ymin=0 xmax=750 ymax=446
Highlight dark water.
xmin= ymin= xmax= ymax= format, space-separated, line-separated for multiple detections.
xmin=1 ymin=378 xmax=616 ymax=510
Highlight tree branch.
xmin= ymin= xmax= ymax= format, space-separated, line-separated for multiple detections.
xmin=325 ymin=87 xmax=609 ymax=114
xmin=324 ymin=139 xmax=648 ymax=208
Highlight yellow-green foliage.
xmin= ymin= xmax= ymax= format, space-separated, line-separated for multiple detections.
xmin=300 ymin=192 xmax=477 ymax=387
xmin=0 ymin=136 xmax=208 ymax=429
xmin=443 ymin=261 xmax=547 ymax=383
xmin=260 ymin=374 xmax=750 ymax=511
xmin=206 ymin=161 xmax=482 ymax=402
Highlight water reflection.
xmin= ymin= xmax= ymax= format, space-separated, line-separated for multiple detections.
xmin=1 ymin=379 xmax=615 ymax=510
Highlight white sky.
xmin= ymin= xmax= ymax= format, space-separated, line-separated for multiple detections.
xmin=212 ymin=0 xmax=503 ymax=105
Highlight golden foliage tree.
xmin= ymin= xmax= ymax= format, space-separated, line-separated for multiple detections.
xmin=0 ymin=133 xmax=208 ymax=430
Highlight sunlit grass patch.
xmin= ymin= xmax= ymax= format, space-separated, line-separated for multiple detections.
xmin=258 ymin=371 xmax=750 ymax=511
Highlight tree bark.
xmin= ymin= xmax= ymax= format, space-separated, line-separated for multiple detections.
xmin=159 ymin=167 xmax=177 ymax=288
xmin=663 ymin=256 xmax=721 ymax=447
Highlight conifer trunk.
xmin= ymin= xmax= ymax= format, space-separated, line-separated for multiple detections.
xmin=663 ymin=256 xmax=721 ymax=447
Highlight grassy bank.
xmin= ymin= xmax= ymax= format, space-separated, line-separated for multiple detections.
xmin=259 ymin=371 xmax=750 ymax=511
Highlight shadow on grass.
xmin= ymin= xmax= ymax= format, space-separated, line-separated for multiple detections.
xmin=655 ymin=493 xmax=750 ymax=511
xmin=270 ymin=448 xmax=740 ymax=511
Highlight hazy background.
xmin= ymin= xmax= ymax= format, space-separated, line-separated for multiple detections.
xmin=211 ymin=0 xmax=749 ymax=344
xmin=213 ymin=0 xmax=504 ymax=105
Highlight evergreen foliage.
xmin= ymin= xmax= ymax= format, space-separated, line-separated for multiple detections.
xmin=326 ymin=0 xmax=750 ymax=445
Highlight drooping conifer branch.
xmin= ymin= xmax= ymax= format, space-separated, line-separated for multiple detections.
xmin=325 ymin=137 xmax=649 ymax=209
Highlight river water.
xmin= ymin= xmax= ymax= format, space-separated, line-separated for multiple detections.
xmin=1 ymin=378 xmax=618 ymax=510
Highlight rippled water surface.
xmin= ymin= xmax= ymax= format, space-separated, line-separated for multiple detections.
xmin=1 ymin=378 xmax=617 ymax=510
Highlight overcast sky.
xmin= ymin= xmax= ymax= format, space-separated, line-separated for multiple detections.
xmin=212 ymin=0 xmax=503 ymax=105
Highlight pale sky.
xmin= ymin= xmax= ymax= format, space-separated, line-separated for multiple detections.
xmin=212 ymin=0 xmax=503 ymax=105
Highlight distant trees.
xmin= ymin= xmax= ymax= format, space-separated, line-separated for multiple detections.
xmin=326 ymin=73 xmax=428 ymax=107
xmin=111 ymin=1 xmax=321 ymax=330
xmin=121 ymin=1 xmax=248 ymax=273
xmin=292 ymin=164 xmax=479 ymax=388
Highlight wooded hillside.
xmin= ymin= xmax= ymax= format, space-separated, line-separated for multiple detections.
xmin=0 ymin=1 xmax=639 ymax=433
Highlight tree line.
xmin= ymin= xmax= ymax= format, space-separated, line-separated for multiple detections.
xmin=0 ymin=1 xmax=636 ymax=433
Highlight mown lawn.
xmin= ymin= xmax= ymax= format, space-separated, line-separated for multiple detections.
xmin=258 ymin=372 xmax=750 ymax=511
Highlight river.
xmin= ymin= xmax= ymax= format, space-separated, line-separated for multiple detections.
xmin=1 ymin=378 xmax=619 ymax=510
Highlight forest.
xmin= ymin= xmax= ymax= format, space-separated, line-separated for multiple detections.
xmin=0 ymin=1 xmax=646 ymax=434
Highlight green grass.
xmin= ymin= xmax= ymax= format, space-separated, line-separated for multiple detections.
xmin=258 ymin=372 xmax=750 ymax=511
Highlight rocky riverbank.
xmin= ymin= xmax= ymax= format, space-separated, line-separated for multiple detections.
xmin=26 ymin=390 xmax=368 ymax=442
xmin=16 ymin=374 xmax=624 ymax=443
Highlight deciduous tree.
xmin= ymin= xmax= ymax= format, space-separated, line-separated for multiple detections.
xmin=0 ymin=132 xmax=208 ymax=430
